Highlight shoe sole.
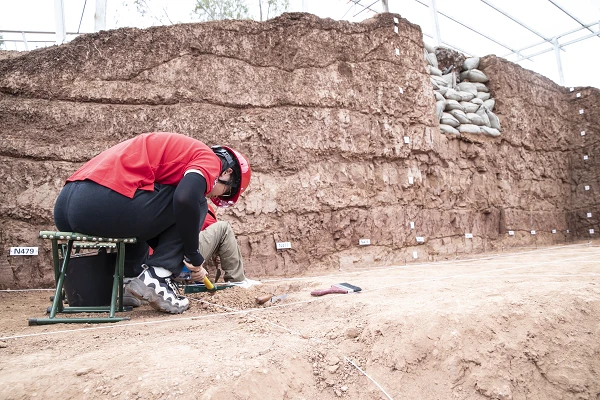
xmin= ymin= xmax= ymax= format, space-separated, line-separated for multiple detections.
xmin=128 ymin=278 xmax=189 ymax=314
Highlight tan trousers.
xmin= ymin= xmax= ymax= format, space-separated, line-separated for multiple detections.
xmin=198 ymin=221 xmax=246 ymax=283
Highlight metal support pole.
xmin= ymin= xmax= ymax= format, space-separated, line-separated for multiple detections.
xmin=54 ymin=0 xmax=66 ymax=44
xmin=381 ymin=0 xmax=389 ymax=12
xmin=21 ymin=32 xmax=29 ymax=51
xmin=553 ymin=38 xmax=565 ymax=86
xmin=429 ymin=0 xmax=442 ymax=46
xmin=95 ymin=0 xmax=107 ymax=32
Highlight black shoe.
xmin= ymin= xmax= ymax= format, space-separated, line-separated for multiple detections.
xmin=127 ymin=266 xmax=189 ymax=314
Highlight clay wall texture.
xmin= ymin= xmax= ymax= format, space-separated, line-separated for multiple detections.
xmin=0 ymin=13 xmax=598 ymax=288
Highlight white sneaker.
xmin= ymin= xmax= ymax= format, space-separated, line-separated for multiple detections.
xmin=229 ymin=278 xmax=261 ymax=289
xmin=127 ymin=266 xmax=189 ymax=314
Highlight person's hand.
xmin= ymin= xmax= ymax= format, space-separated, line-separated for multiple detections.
xmin=183 ymin=259 xmax=207 ymax=281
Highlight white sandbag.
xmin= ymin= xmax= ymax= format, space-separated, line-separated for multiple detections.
xmin=485 ymin=109 xmax=502 ymax=130
xmin=434 ymin=91 xmax=445 ymax=101
xmin=441 ymin=112 xmax=460 ymax=127
xmin=457 ymin=82 xmax=478 ymax=95
xmin=440 ymin=124 xmax=460 ymax=136
xmin=427 ymin=53 xmax=438 ymax=68
xmin=458 ymin=91 xmax=475 ymax=102
xmin=430 ymin=77 xmax=440 ymax=90
xmin=463 ymin=57 xmax=480 ymax=71
xmin=467 ymin=112 xmax=486 ymax=126
xmin=424 ymin=42 xmax=435 ymax=54
xmin=483 ymin=99 xmax=495 ymax=111
xmin=436 ymin=86 xmax=448 ymax=96
xmin=481 ymin=126 xmax=501 ymax=137
xmin=476 ymin=92 xmax=491 ymax=101
xmin=476 ymin=106 xmax=491 ymax=127
xmin=458 ymin=124 xmax=482 ymax=134
xmin=473 ymin=82 xmax=489 ymax=92
xmin=471 ymin=98 xmax=484 ymax=105
xmin=436 ymin=100 xmax=446 ymax=121
xmin=449 ymin=109 xmax=471 ymax=124
xmin=445 ymin=100 xmax=465 ymax=112
xmin=460 ymin=101 xmax=480 ymax=113
xmin=431 ymin=76 xmax=449 ymax=87
xmin=429 ymin=65 xmax=442 ymax=76
xmin=424 ymin=49 xmax=429 ymax=60
xmin=459 ymin=70 xmax=469 ymax=81
xmin=444 ymin=88 xmax=463 ymax=101
xmin=467 ymin=69 xmax=489 ymax=83
xmin=440 ymin=73 xmax=455 ymax=87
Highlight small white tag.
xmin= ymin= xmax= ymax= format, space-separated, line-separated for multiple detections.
xmin=412 ymin=251 xmax=418 ymax=259
xmin=408 ymin=176 xmax=414 ymax=184
xmin=359 ymin=238 xmax=371 ymax=246
xmin=585 ymin=185 xmax=590 ymax=191
xmin=416 ymin=236 xmax=425 ymax=243
xmin=576 ymin=92 xmax=581 ymax=98
xmin=394 ymin=17 xmax=399 ymax=24
xmin=587 ymin=212 xmax=592 ymax=218
xmin=508 ymin=230 xmax=515 ymax=236
xmin=9 ymin=247 xmax=38 ymax=256
xmin=403 ymin=136 xmax=410 ymax=144
xmin=590 ymin=229 xmax=595 ymax=234
xmin=531 ymin=230 xmax=536 ymax=235
xmin=465 ymin=233 xmax=473 ymax=239
xmin=394 ymin=26 xmax=398 ymax=33
xmin=566 ymin=229 xmax=570 ymax=233
xmin=584 ymin=155 xmax=588 ymax=160
xmin=552 ymin=229 xmax=557 ymax=234
xmin=410 ymin=221 xmax=415 ymax=229
xmin=569 ymin=87 xmax=574 ymax=92
xmin=275 ymin=242 xmax=291 ymax=250
xmin=581 ymin=131 xmax=586 ymax=136
xmin=579 ymin=109 xmax=584 ymax=114
xmin=399 ymin=86 xmax=404 ymax=94
xmin=395 ymin=48 xmax=400 ymax=56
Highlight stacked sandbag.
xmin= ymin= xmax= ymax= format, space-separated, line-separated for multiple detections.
xmin=425 ymin=47 xmax=502 ymax=138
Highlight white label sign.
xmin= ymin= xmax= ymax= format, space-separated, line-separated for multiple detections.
xmin=412 ymin=251 xmax=418 ymax=259
xmin=398 ymin=86 xmax=404 ymax=94
xmin=508 ymin=231 xmax=515 ymax=236
xmin=584 ymin=155 xmax=589 ymax=160
xmin=395 ymin=48 xmax=400 ymax=56
xmin=531 ymin=230 xmax=536 ymax=235
xmin=570 ymin=87 xmax=574 ymax=92
xmin=587 ymin=212 xmax=592 ymax=218
xmin=408 ymin=176 xmax=414 ymax=185
xmin=394 ymin=26 xmax=398 ymax=34
xmin=581 ymin=131 xmax=586 ymax=136
xmin=567 ymin=230 xmax=570 ymax=233
xmin=579 ymin=109 xmax=584 ymax=114
xmin=552 ymin=229 xmax=557 ymax=234
xmin=275 ymin=242 xmax=291 ymax=250
xmin=590 ymin=229 xmax=595 ymax=234
xmin=359 ymin=238 xmax=371 ymax=246
xmin=403 ymin=136 xmax=410 ymax=144
xmin=585 ymin=185 xmax=590 ymax=191
xmin=416 ymin=237 xmax=425 ymax=243
xmin=410 ymin=221 xmax=415 ymax=229
xmin=394 ymin=17 xmax=399 ymax=24
xmin=576 ymin=92 xmax=581 ymax=98
xmin=9 ymin=247 xmax=38 ymax=256
xmin=465 ymin=233 xmax=473 ymax=239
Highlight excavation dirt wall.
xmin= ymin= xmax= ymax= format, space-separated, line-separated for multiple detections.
xmin=0 ymin=13 xmax=597 ymax=289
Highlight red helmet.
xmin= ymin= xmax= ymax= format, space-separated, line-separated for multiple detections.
xmin=211 ymin=146 xmax=251 ymax=208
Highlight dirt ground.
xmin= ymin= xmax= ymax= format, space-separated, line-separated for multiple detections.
xmin=0 ymin=242 xmax=599 ymax=400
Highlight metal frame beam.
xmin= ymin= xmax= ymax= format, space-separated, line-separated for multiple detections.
xmin=429 ymin=0 xmax=442 ymax=46
xmin=514 ymin=28 xmax=600 ymax=62
xmin=54 ymin=0 xmax=66 ymax=44
xmin=546 ymin=0 xmax=599 ymax=38
xmin=95 ymin=0 xmax=107 ymax=32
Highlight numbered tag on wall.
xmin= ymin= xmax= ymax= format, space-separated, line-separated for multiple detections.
xmin=359 ymin=238 xmax=371 ymax=246
xmin=508 ymin=231 xmax=515 ymax=236
xmin=416 ymin=237 xmax=425 ymax=243
xmin=465 ymin=233 xmax=473 ymax=239
xmin=10 ymin=247 xmax=39 ymax=256
xmin=275 ymin=242 xmax=291 ymax=250
xmin=530 ymin=230 xmax=536 ymax=235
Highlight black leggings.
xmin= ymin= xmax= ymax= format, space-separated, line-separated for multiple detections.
xmin=54 ymin=180 xmax=185 ymax=277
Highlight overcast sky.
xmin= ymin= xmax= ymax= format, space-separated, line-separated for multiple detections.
xmin=1 ymin=0 xmax=599 ymax=89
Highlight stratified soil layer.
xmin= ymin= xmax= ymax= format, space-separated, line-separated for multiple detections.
xmin=0 ymin=13 xmax=598 ymax=290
